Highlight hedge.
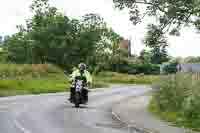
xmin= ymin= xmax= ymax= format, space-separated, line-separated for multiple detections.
xmin=111 ymin=63 xmax=160 ymax=75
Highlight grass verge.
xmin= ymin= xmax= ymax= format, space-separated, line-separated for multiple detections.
xmin=149 ymin=73 xmax=200 ymax=132
xmin=0 ymin=76 xmax=108 ymax=97
xmin=96 ymin=72 xmax=159 ymax=84
xmin=0 ymin=65 xmax=158 ymax=97
xmin=148 ymin=98 xmax=200 ymax=132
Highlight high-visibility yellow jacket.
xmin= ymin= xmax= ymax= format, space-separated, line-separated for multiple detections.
xmin=70 ymin=69 xmax=92 ymax=83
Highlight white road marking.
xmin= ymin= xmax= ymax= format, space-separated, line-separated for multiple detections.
xmin=14 ymin=119 xmax=32 ymax=133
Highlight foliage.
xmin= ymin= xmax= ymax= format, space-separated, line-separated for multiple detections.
xmin=111 ymin=63 xmax=160 ymax=74
xmin=113 ymin=0 xmax=200 ymax=34
xmin=0 ymin=77 xmax=109 ymax=97
xmin=0 ymin=64 xmax=108 ymax=96
xmin=161 ymin=60 xmax=178 ymax=74
xmin=144 ymin=24 xmax=167 ymax=48
xmin=150 ymin=45 xmax=169 ymax=64
xmin=139 ymin=49 xmax=151 ymax=64
xmin=0 ymin=63 xmax=159 ymax=97
xmin=3 ymin=0 xmax=121 ymax=72
xmin=0 ymin=79 xmax=69 ymax=96
xmin=184 ymin=56 xmax=200 ymax=63
xmin=149 ymin=97 xmax=181 ymax=124
xmin=0 ymin=48 xmax=6 ymax=63
xmin=151 ymin=73 xmax=200 ymax=131
xmin=0 ymin=64 xmax=62 ymax=79
xmin=97 ymin=71 xmax=159 ymax=84
xmin=0 ymin=36 xmax=2 ymax=45
xmin=138 ymin=24 xmax=170 ymax=65
xmin=161 ymin=56 xmax=200 ymax=74
xmin=139 ymin=47 xmax=170 ymax=65
xmin=112 ymin=0 xmax=200 ymax=62
xmin=142 ymin=24 xmax=170 ymax=64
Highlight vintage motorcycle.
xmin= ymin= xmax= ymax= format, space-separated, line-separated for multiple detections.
xmin=64 ymin=71 xmax=89 ymax=108
xmin=72 ymin=76 xmax=88 ymax=108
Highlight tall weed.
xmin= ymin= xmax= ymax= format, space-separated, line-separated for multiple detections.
xmin=152 ymin=72 xmax=200 ymax=130
xmin=0 ymin=64 xmax=62 ymax=79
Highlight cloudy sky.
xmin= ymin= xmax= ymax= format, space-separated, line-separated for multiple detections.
xmin=0 ymin=0 xmax=200 ymax=57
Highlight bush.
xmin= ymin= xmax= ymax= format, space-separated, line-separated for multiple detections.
xmin=0 ymin=64 xmax=62 ymax=79
xmin=0 ymin=48 xmax=7 ymax=62
xmin=97 ymin=72 xmax=159 ymax=84
xmin=111 ymin=63 xmax=160 ymax=75
xmin=151 ymin=73 xmax=200 ymax=131
xmin=161 ymin=60 xmax=178 ymax=74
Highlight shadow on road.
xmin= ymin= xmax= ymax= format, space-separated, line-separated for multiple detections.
xmin=63 ymin=104 xmax=97 ymax=110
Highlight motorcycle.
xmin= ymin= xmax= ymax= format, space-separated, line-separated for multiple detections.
xmin=73 ymin=76 xmax=88 ymax=108
xmin=64 ymin=71 xmax=88 ymax=108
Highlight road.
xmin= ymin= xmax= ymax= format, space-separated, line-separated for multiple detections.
xmin=0 ymin=85 xmax=149 ymax=133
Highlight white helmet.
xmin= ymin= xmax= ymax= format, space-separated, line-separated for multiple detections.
xmin=78 ymin=63 xmax=86 ymax=71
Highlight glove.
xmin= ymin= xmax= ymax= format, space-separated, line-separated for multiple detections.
xmin=70 ymin=80 xmax=75 ymax=87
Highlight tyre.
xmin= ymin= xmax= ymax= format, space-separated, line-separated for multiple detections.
xmin=75 ymin=92 xmax=80 ymax=108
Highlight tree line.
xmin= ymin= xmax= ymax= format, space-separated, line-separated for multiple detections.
xmin=2 ymin=0 xmax=200 ymax=74
xmin=1 ymin=0 xmax=125 ymax=72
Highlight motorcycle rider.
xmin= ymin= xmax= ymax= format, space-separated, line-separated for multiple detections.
xmin=69 ymin=63 xmax=92 ymax=103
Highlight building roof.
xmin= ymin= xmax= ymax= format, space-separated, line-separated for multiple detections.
xmin=119 ymin=39 xmax=129 ymax=49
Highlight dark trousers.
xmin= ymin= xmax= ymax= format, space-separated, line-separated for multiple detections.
xmin=70 ymin=87 xmax=75 ymax=100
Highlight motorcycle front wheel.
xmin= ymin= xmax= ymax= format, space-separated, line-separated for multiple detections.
xmin=75 ymin=92 xmax=80 ymax=108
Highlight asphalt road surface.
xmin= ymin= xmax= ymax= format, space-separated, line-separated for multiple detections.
xmin=0 ymin=85 xmax=149 ymax=133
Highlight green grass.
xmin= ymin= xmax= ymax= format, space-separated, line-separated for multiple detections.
xmin=148 ymin=98 xmax=200 ymax=132
xmin=0 ymin=72 xmax=69 ymax=96
xmin=149 ymin=73 xmax=200 ymax=132
xmin=96 ymin=72 xmax=159 ymax=84
xmin=0 ymin=76 xmax=109 ymax=97
xmin=0 ymin=65 xmax=158 ymax=97
xmin=0 ymin=64 xmax=62 ymax=79
xmin=148 ymin=98 xmax=181 ymax=125
xmin=0 ymin=79 xmax=68 ymax=96
xmin=0 ymin=64 xmax=72 ymax=96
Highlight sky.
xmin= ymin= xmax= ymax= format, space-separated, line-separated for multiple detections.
xmin=0 ymin=0 xmax=200 ymax=57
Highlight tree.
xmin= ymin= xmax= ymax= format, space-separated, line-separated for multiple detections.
xmin=139 ymin=49 xmax=151 ymax=63
xmin=184 ymin=56 xmax=200 ymax=63
xmin=142 ymin=24 xmax=170 ymax=64
xmin=150 ymin=44 xmax=169 ymax=64
xmin=113 ymin=0 xmax=200 ymax=62
xmin=80 ymin=14 xmax=123 ymax=71
xmin=0 ymin=36 xmax=2 ymax=45
xmin=4 ymin=0 xmax=122 ymax=72
xmin=144 ymin=24 xmax=167 ymax=48
xmin=113 ymin=0 xmax=200 ymax=34
xmin=4 ymin=32 xmax=32 ymax=63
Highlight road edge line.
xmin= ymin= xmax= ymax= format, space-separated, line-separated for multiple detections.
xmin=14 ymin=119 xmax=32 ymax=133
xmin=111 ymin=93 xmax=160 ymax=133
